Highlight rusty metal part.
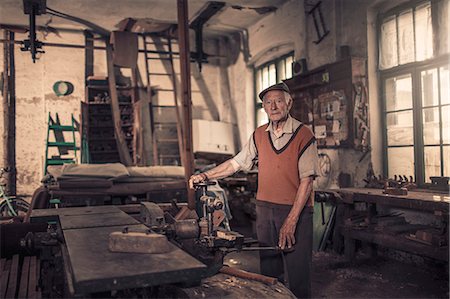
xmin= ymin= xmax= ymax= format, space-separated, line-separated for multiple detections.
xmin=140 ymin=202 xmax=166 ymax=226
xmin=173 ymin=219 xmax=199 ymax=239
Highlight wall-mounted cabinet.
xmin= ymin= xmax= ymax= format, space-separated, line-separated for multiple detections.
xmin=285 ymin=57 xmax=367 ymax=149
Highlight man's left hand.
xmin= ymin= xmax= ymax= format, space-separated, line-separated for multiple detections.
xmin=278 ymin=216 xmax=298 ymax=250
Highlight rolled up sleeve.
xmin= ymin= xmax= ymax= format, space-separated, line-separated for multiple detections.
xmin=233 ymin=134 xmax=258 ymax=172
xmin=298 ymin=141 xmax=319 ymax=179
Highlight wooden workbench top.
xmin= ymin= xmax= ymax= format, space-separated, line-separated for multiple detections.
xmin=320 ymin=188 xmax=449 ymax=212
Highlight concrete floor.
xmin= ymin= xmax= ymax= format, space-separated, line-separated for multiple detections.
xmin=226 ymin=218 xmax=449 ymax=298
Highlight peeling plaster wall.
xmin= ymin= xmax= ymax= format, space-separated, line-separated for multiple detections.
xmin=248 ymin=0 xmax=305 ymax=66
xmin=0 ymin=31 xmax=85 ymax=196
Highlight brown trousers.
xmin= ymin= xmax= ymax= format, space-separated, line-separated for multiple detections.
xmin=256 ymin=200 xmax=313 ymax=298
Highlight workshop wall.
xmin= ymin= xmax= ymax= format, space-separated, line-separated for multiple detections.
xmin=0 ymin=28 xmax=229 ymax=194
xmin=0 ymin=31 xmax=84 ymax=196
xmin=227 ymin=0 xmax=372 ymax=188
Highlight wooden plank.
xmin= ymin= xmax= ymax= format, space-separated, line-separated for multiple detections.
xmin=0 ymin=260 xmax=12 ymax=298
xmin=342 ymin=227 xmax=449 ymax=261
xmin=334 ymin=188 xmax=449 ymax=212
xmin=18 ymin=256 xmax=30 ymax=298
xmin=177 ymin=0 xmax=195 ymax=210
xmin=36 ymin=258 xmax=41 ymax=299
xmin=0 ymin=258 xmax=5 ymax=273
xmin=219 ymin=266 xmax=277 ymax=285
xmin=5 ymin=255 xmax=19 ymax=299
xmin=105 ymin=41 xmax=132 ymax=166
xmin=28 ymin=257 xmax=37 ymax=299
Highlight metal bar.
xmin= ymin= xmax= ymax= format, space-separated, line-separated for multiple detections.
xmin=143 ymin=35 xmax=159 ymax=166
xmin=0 ymin=39 xmax=181 ymax=56
xmin=178 ymin=0 xmax=195 ymax=210
xmin=437 ymin=67 xmax=444 ymax=177
xmin=84 ymin=30 xmax=94 ymax=80
xmin=8 ymin=31 xmax=16 ymax=194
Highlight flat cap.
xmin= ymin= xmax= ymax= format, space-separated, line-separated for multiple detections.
xmin=258 ymin=82 xmax=290 ymax=100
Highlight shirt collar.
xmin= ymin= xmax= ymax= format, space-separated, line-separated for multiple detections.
xmin=265 ymin=114 xmax=295 ymax=134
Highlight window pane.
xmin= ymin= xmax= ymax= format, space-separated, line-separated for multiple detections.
xmin=256 ymin=108 xmax=268 ymax=127
xmin=262 ymin=66 xmax=269 ymax=90
xmin=422 ymin=107 xmax=440 ymax=145
xmin=278 ymin=59 xmax=286 ymax=82
xmin=380 ymin=17 xmax=398 ymax=70
xmin=440 ymin=66 xmax=449 ymax=105
xmin=285 ymin=56 xmax=293 ymax=79
xmin=443 ymin=105 xmax=450 ymax=144
xmin=444 ymin=146 xmax=450 ymax=177
xmin=269 ymin=64 xmax=276 ymax=85
xmin=398 ymin=10 xmax=414 ymax=65
xmin=387 ymin=147 xmax=415 ymax=179
xmin=387 ymin=110 xmax=414 ymax=145
xmin=424 ymin=146 xmax=441 ymax=182
xmin=421 ymin=68 xmax=439 ymax=107
xmin=256 ymin=70 xmax=262 ymax=94
xmin=385 ymin=75 xmax=413 ymax=111
xmin=415 ymin=2 xmax=433 ymax=61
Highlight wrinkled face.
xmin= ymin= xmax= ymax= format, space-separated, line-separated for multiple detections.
xmin=262 ymin=90 xmax=292 ymax=122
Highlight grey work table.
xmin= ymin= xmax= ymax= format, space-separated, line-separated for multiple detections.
xmin=30 ymin=206 xmax=207 ymax=295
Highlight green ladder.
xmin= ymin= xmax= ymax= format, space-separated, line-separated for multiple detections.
xmin=44 ymin=112 xmax=78 ymax=174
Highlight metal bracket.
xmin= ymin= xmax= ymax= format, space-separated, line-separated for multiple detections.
xmin=189 ymin=1 xmax=225 ymax=71
xmin=308 ymin=1 xmax=329 ymax=45
xmin=21 ymin=0 xmax=46 ymax=62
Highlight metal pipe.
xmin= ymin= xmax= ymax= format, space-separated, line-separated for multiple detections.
xmin=0 ymin=39 xmax=180 ymax=55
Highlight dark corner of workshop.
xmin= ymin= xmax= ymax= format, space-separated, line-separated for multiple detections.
xmin=0 ymin=0 xmax=448 ymax=298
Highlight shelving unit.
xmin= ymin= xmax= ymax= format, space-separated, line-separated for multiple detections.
xmin=81 ymin=81 xmax=135 ymax=164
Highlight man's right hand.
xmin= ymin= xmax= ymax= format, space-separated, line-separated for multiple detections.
xmin=189 ymin=173 xmax=207 ymax=189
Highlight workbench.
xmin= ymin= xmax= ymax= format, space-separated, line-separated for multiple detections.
xmin=326 ymin=188 xmax=449 ymax=262
xmin=27 ymin=205 xmax=296 ymax=298
xmin=30 ymin=206 xmax=207 ymax=296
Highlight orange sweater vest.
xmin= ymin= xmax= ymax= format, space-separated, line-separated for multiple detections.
xmin=254 ymin=123 xmax=315 ymax=206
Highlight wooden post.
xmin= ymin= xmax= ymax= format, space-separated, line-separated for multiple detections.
xmin=177 ymin=0 xmax=195 ymax=209
xmin=2 ymin=30 xmax=16 ymax=195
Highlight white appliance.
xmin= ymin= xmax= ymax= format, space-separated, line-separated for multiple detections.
xmin=192 ymin=119 xmax=236 ymax=155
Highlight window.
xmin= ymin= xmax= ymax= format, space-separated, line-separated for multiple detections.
xmin=379 ymin=2 xmax=432 ymax=70
xmin=255 ymin=53 xmax=294 ymax=127
xmin=380 ymin=2 xmax=449 ymax=184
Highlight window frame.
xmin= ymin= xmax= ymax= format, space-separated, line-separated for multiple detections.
xmin=378 ymin=0 xmax=449 ymax=185
xmin=380 ymin=55 xmax=450 ymax=185
xmin=254 ymin=52 xmax=294 ymax=127
xmin=378 ymin=1 xmax=433 ymax=70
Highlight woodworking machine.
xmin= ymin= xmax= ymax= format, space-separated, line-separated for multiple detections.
xmin=24 ymin=182 xmax=245 ymax=297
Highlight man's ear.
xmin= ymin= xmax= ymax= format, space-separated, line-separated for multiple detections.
xmin=287 ymin=98 xmax=293 ymax=110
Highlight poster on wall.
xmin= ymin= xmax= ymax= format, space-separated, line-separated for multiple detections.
xmin=313 ymin=90 xmax=348 ymax=147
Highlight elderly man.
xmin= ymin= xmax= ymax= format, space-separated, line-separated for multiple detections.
xmin=189 ymin=82 xmax=318 ymax=298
